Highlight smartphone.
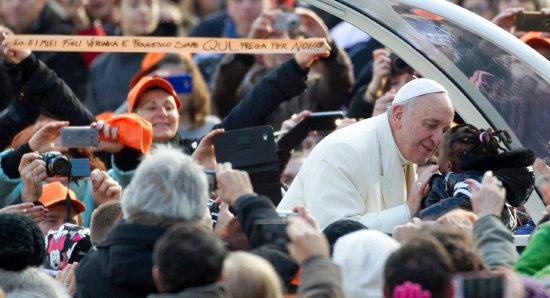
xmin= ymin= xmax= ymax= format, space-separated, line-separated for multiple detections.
xmin=516 ymin=12 xmax=550 ymax=32
xmin=165 ymin=73 xmax=193 ymax=94
xmin=453 ymin=272 xmax=504 ymax=298
xmin=252 ymin=219 xmax=289 ymax=247
xmin=204 ymin=170 xmax=217 ymax=191
xmin=60 ymin=127 xmax=99 ymax=148
xmin=307 ymin=111 xmax=345 ymax=131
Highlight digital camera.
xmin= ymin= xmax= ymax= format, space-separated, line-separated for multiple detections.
xmin=390 ymin=53 xmax=411 ymax=75
xmin=40 ymin=152 xmax=71 ymax=177
xmin=274 ymin=12 xmax=301 ymax=31
xmin=39 ymin=151 xmax=91 ymax=177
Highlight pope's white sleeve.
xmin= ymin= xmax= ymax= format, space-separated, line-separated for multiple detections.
xmin=357 ymin=204 xmax=411 ymax=234
xmin=300 ymin=142 xmax=370 ymax=230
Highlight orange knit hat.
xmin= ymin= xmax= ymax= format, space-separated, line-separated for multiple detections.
xmin=127 ymin=76 xmax=182 ymax=113
xmin=39 ymin=181 xmax=86 ymax=213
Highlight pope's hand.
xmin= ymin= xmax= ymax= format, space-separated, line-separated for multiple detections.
xmin=407 ymin=165 xmax=438 ymax=217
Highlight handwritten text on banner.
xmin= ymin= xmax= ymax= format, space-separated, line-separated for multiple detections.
xmin=5 ymin=35 xmax=327 ymax=54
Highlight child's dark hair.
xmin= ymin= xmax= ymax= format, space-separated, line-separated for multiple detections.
xmin=445 ymin=124 xmax=512 ymax=163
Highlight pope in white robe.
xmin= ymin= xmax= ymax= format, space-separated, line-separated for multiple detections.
xmin=278 ymin=78 xmax=455 ymax=233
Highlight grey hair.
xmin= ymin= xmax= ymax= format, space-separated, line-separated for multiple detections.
xmin=121 ymin=145 xmax=208 ymax=224
xmin=386 ymin=95 xmax=422 ymax=117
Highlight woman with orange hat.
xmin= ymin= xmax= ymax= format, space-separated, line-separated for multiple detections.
xmin=0 ymin=32 xmax=330 ymax=183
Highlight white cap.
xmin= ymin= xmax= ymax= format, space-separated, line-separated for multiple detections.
xmin=392 ymin=78 xmax=448 ymax=105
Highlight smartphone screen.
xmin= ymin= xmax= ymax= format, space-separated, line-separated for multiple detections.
xmin=453 ymin=272 xmax=504 ymax=298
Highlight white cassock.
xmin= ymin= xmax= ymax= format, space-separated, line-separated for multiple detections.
xmin=278 ymin=113 xmax=417 ymax=233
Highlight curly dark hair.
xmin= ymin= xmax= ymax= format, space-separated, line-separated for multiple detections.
xmin=445 ymin=124 xmax=511 ymax=163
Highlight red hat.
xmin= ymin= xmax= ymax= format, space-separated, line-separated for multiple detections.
xmin=520 ymin=31 xmax=550 ymax=51
xmin=99 ymin=113 xmax=154 ymax=154
xmin=127 ymin=76 xmax=182 ymax=113
xmin=39 ymin=181 xmax=86 ymax=213
xmin=130 ymin=52 xmax=193 ymax=88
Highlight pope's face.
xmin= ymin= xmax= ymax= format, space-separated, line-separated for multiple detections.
xmin=393 ymin=93 xmax=454 ymax=165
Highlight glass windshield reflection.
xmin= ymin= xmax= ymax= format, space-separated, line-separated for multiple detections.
xmin=345 ymin=0 xmax=550 ymax=171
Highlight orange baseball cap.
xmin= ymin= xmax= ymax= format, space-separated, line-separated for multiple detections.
xmin=130 ymin=52 xmax=192 ymax=88
xmin=520 ymin=31 xmax=550 ymax=50
xmin=127 ymin=76 xmax=182 ymax=113
xmin=39 ymin=181 xmax=86 ymax=213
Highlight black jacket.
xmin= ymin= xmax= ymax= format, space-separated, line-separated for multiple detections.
xmin=75 ymin=221 xmax=167 ymax=298
xmin=234 ymin=194 xmax=300 ymax=287
xmin=3 ymin=4 xmax=87 ymax=99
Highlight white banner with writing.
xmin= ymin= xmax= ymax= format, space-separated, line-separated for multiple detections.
xmin=5 ymin=35 xmax=327 ymax=54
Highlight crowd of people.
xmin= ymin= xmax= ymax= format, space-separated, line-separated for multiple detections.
xmin=1 ymin=0 xmax=550 ymax=297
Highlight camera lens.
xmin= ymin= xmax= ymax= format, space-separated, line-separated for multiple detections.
xmin=390 ymin=54 xmax=411 ymax=74
xmin=286 ymin=14 xmax=301 ymax=31
xmin=51 ymin=157 xmax=70 ymax=176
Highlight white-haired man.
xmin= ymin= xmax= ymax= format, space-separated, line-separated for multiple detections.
xmin=75 ymin=146 xmax=209 ymax=297
xmin=278 ymin=78 xmax=454 ymax=233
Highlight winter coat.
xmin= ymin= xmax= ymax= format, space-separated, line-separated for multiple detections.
xmin=210 ymin=42 xmax=353 ymax=129
xmin=75 ymin=221 xmax=168 ymax=298
xmin=298 ymin=256 xmax=344 ymax=298
xmin=473 ymin=215 xmax=517 ymax=270
xmin=419 ymin=149 xmax=536 ymax=228
xmin=2 ymin=4 xmax=87 ymax=100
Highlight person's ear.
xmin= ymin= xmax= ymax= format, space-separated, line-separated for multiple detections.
xmin=391 ymin=104 xmax=404 ymax=129
xmin=152 ymin=266 xmax=164 ymax=293
xmin=445 ymin=160 xmax=454 ymax=173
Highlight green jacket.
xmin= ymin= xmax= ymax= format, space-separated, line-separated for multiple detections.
xmin=515 ymin=223 xmax=550 ymax=277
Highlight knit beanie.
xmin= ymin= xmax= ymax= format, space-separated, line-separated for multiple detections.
xmin=0 ymin=214 xmax=45 ymax=271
